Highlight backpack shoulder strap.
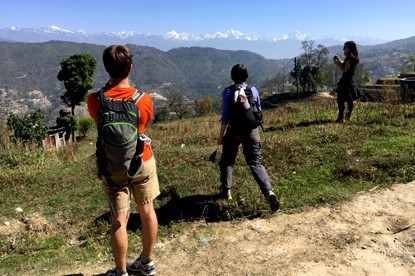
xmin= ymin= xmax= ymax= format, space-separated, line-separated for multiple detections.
xmin=228 ymin=85 xmax=251 ymax=92
xmin=97 ymin=87 xmax=109 ymax=111
xmin=131 ymin=89 xmax=145 ymax=104
xmin=226 ymin=85 xmax=236 ymax=92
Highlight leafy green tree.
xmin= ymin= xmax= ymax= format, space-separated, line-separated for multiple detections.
xmin=56 ymin=109 xmax=78 ymax=141
xmin=57 ymin=53 xmax=97 ymax=115
xmin=291 ymin=40 xmax=329 ymax=93
xmin=7 ymin=109 xmax=48 ymax=145
xmin=403 ymin=54 xmax=415 ymax=72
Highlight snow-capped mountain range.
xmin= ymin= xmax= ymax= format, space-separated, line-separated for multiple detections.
xmin=0 ymin=26 xmax=389 ymax=59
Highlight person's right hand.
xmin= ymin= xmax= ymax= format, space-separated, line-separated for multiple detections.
xmin=217 ymin=136 xmax=223 ymax=145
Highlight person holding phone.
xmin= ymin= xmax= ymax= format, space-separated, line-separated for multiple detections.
xmin=333 ymin=41 xmax=361 ymax=123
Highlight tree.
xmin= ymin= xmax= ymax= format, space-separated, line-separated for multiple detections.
xmin=290 ymin=57 xmax=302 ymax=96
xmin=153 ymin=106 xmax=171 ymax=123
xmin=262 ymin=77 xmax=276 ymax=95
xmin=56 ymin=109 xmax=78 ymax=141
xmin=355 ymin=63 xmax=371 ymax=86
xmin=167 ymin=89 xmax=191 ymax=119
xmin=57 ymin=53 xmax=97 ymax=116
xmin=291 ymin=40 xmax=329 ymax=93
xmin=7 ymin=109 xmax=48 ymax=145
xmin=195 ymin=97 xmax=213 ymax=117
xmin=403 ymin=54 xmax=415 ymax=72
xmin=322 ymin=62 xmax=342 ymax=92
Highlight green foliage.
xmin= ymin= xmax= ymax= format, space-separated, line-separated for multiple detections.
xmin=403 ymin=54 xmax=415 ymax=72
xmin=6 ymin=109 xmax=48 ymax=145
xmin=57 ymin=53 xmax=97 ymax=115
xmin=77 ymin=117 xmax=95 ymax=138
xmin=153 ymin=106 xmax=171 ymax=124
xmin=56 ymin=110 xmax=78 ymax=130
xmin=292 ymin=40 xmax=329 ymax=93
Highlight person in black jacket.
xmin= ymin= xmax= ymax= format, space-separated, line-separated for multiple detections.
xmin=333 ymin=41 xmax=361 ymax=123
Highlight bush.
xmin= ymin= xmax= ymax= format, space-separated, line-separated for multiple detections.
xmin=77 ymin=117 xmax=95 ymax=138
xmin=195 ymin=97 xmax=213 ymax=117
xmin=7 ymin=109 xmax=48 ymax=145
xmin=153 ymin=106 xmax=171 ymax=123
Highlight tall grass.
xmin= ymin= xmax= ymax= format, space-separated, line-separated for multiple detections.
xmin=2 ymin=97 xmax=415 ymax=274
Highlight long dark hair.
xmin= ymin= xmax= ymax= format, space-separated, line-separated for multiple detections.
xmin=344 ymin=41 xmax=359 ymax=63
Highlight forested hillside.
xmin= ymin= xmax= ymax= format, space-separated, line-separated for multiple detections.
xmin=0 ymin=41 xmax=287 ymax=100
xmin=1 ymin=36 xmax=414 ymax=121
xmin=0 ymin=41 xmax=291 ymax=122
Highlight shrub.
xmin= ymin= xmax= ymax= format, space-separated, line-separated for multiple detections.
xmin=153 ymin=106 xmax=171 ymax=123
xmin=7 ymin=109 xmax=48 ymax=145
xmin=77 ymin=117 xmax=95 ymax=138
xmin=195 ymin=97 xmax=213 ymax=117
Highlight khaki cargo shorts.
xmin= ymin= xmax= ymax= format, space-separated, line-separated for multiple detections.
xmin=102 ymin=156 xmax=160 ymax=215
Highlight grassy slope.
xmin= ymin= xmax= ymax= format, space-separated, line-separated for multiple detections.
xmin=1 ymin=96 xmax=415 ymax=274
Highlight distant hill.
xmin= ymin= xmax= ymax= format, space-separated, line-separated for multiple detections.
xmin=0 ymin=40 xmax=289 ymax=121
xmin=1 ymin=36 xmax=414 ymax=123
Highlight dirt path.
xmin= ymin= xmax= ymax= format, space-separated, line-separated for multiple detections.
xmin=61 ymin=181 xmax=415 ymax=276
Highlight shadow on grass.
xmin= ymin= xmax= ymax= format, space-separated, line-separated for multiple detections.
xmin=95 ymin=186 xmax=262 ymax=231
xmin=265 ymin=119 xmax=334 ymax=132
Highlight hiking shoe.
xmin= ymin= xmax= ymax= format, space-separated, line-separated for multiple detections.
xmin=345 ymin=114 xmax=351 ymax=122
xmin=218 ymin=188 xmax=232 ymax=200
xmin=105 ymin=268 xmax=128 ymax=276
xmin=267 ymin=190 xmax=280 ymax=212
xmin=334 ymin=117 xmax=345 ymax=123
xmin=127 ymin=258 xmax=156 ymax=276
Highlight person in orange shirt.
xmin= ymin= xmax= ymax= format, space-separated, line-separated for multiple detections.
xmin=87 ymin=45 xmax=159 ymax=276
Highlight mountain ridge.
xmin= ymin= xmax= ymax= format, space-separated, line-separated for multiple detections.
xmin=0 ymin=40 xmax=288 ymax=122
xmin=0 ymin=36 xmax=414 ymax=123
xmin=0 ymin=26 xmax=390 ymax=59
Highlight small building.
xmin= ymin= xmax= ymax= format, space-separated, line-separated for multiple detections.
xmin=42 ymin=127 xmax=73 ymax=149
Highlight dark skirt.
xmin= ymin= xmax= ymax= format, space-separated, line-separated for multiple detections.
xmin=336 ymin=77 xmax=361 ymax=101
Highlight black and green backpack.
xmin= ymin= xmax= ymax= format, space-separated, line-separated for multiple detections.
xmin=95 ymin=86 xmax=145 ymax=187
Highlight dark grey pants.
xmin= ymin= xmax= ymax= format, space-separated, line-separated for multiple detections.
xmin=219 ymin=127 xmax=273 ymax=195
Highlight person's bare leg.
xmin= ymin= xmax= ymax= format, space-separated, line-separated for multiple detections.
xmin=137 ymin=201 xmax=158 ymax=259
xmin=111 ymin=212 xmax=129 ymax=273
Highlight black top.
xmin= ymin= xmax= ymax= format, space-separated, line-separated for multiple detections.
xmin=341 ymin=55 xmax=358 ymax=81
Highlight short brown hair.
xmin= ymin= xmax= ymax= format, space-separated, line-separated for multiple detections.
xmin=103 ymin=45 xmax=133 ymax=78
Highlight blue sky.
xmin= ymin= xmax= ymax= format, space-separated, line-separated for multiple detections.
xmin=1 ymin=0 xmax=414 ymax=40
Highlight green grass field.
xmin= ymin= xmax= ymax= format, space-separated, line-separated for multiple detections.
xmin=1 ymin=96 xmax=415 ymax=274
